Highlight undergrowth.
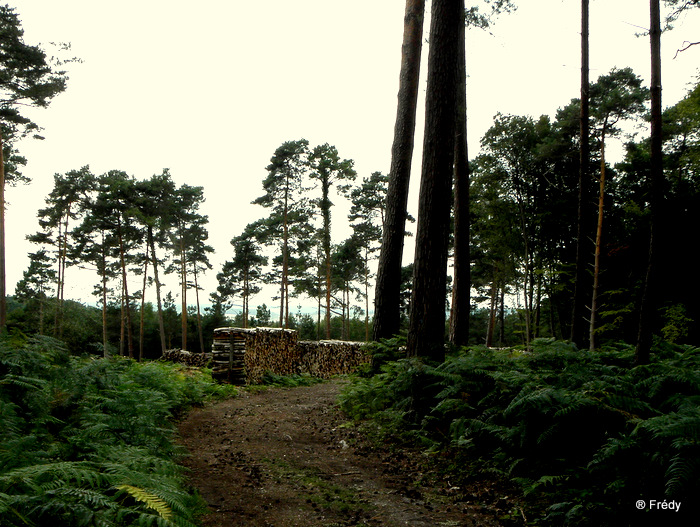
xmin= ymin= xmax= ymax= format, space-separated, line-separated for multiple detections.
xmin=0 ymin=335 xmax=237 ymax=527
xmin=339 ymin=337 xmax=700 ymax=526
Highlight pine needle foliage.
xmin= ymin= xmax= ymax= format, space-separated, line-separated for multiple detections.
xmin=340 ymin=338 xmax=700 ymax=525
xmin=0 ymin=336 xmax=232 ymax=527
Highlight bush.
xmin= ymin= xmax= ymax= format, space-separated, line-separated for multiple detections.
xmin=340 ymin=339 xmax=700 ymax=525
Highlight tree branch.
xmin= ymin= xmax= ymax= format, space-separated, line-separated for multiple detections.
xmin=673 ymin=40 xmax=700 ymax=58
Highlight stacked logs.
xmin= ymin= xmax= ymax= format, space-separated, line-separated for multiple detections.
xmin=297 ymin=340 xmax=370 ymax=379
xmin=161 ymin=349 xmax=209 ymax=368
xmin=211 ymin=327 xmax=255 ymax=384
xmin=208 ymin=327 xmax=371 ymax=384
xmin=243 ymin=327 xmax=300 ymax=384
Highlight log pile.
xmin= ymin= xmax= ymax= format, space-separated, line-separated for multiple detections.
xmin=211 ymin=327 xmax=255 ymax=384
xmin=209 ymin=327 xmax=370 ymax=384
xmin=297 ymin=340 xmax=370 ymax=378
xmin=161 ymin=349 xmax=209 ymax=368
xmin=243 ymin=327 xmax=300 ymax=384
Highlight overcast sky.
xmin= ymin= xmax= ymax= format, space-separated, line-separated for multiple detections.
xmin=5 ymin=0 xmax=700 ymax=316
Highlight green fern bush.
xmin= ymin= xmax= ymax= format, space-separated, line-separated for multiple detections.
xmin=340 ymin=338 xmax=700 ymax=525
xmin=0 ymin=336 xmax=235 ymax=527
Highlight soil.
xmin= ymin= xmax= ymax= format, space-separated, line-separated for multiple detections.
xmin=178 ymin=379 xmax=522 ymax=527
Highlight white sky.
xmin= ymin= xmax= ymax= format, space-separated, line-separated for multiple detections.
xmin=5 ymin=0 xmax=700 ymax=317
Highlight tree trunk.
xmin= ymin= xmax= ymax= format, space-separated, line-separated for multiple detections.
xmin=281 ymin=180 xmax=289 ymax=328
xmin=148 ymin=227 xmax=167 ymax=355
xmin=364 ymin=246 xmax=370 ymax=341
xmin=449 ymin=13 xmax=471 ymax=348
xmin=180 ymin=229 xmax=188 ymax=350
xmin=571 ymin=0 xmax=591 ymax=349
xmin=118 ymin=221 xmax=134 ymax=358
xmin=486 ymin=280 xmax=497 ymax=347
xmin=322 ymin=178 xmax=332 ymax=339
xmin=101 ymin=239 xmax=109 ymax=357
xmin=0 ymin=130 xmax=5 ymax=333
xmin=499 ymin=286 xmax=506 ymax=347
xmin=193 ymin=263 xmax=205 ymax=353
xmin=636 ymin=0 xmax=663 ymax=365
xmin=406 ymin=0 xmax=461 ymax=361
xmin=590 ymin=126 xmax=607 ymax=351
xmin=139 ymin=240 xmax=149 ymax=361
xmin=373 ymin=0 xmax=425 ymax=340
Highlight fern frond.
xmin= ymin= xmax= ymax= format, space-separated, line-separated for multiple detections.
xmin=116 ymin=484 xmax=173 ymax=521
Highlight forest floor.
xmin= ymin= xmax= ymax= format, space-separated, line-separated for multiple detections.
xmin=178 ymin=379 xmax=523 ymax=527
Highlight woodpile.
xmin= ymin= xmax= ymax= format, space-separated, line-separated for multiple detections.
xmin=211 ymin=327 xmax=255 ymax=384
xmin=209 ymin=327 xmax=370 ymax=384
xmin=244 ymin=327 xmax=300 ymax=384
xmin=298 ymin=340 xmax=370 ymax=379
xmin=161 ymin=349 xmax=209 ymax=368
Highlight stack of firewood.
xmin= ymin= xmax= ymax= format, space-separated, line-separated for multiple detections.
xmin=161 ymin=349 xmax=209 ymax=368
xmin=244 ymin=327 xmax=300 ymax=384
xmin=211 ymin=327 xmax=255 ymax=384
xmin=297 ymin=340 xmax=370 ymax=378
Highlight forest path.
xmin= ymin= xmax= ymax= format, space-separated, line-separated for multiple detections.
xmin=178 ymin=379 xmax=508 ymax=527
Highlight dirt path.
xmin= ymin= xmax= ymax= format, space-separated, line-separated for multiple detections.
xmin=178 ymin=379 xmax=509 ymax=527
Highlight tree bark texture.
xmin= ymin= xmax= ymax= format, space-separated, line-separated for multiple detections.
xmin=0 ymin=130 xmax=5 ymax=333
xmin=449 ymin=14 xmax=471 ymax=348
xmin=571 ymin=0 xmax=591 ymax=348
xmin=636 ymin=0 xmax=663 ymax=365
xmin=373 ymin=0 xmax=425 ymax=341
xmin=406 ymin=0 xmax=461 ymax=362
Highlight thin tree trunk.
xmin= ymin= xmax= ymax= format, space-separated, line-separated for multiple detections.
xmin=139 ymin=240 xmax=149 ymax=361
xmin=53 ymin=214 xmax=64 ymax=335
xmin=373 ymin=0 xmax=425 ymax=340
xmin=636 ymin=0 xmax=663 ymax=365
xmin=322 ymin=179 xmax=332 ymax=339
xmin=0 ymin=130 xmax=5 ymax=333
xmin=486 ymin=279 xmax=497 ymax=347
xmin=571 ymin=0 xmax=591 ymax=348
xmin=449 ymin=13 xmax=471 ymax=348
xmin=118 ymin=222 xmax=134 ymax=358
xmin=120 ymin=281 xmax=125 ymax=356
xmin=406 ymin=0 xmax=461 ymax=361
xmin=101 ymin=240 xmax=109 ymax=357
xmin=534 ymin=271 xmax=542 ymax=338
xmin=364 ymin=246 xmax=370 ymax=341
xmin=281 ymin=176 xmax=289 ymax=328
xmin=499 ymin=285 xmax=506 ymax=347
xmin=590 ymin=127 xmax=607 ymax=351
xmin=193 ymin=263 xmax=205 ymax=353
xmin=180 ymin=230 xmax=187 ymax=350
xmin=57 ymin=207 xmax=71 ymax=339
xmin=148 ymin=227 xmax=167 ymax=355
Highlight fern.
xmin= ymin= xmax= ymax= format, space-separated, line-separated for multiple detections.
xmin=116 ymin=485 xmax=173 ymax=521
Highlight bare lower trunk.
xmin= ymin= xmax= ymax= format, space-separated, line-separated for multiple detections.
xmin=406 ymin=0 xmax=461 ymax=361
xmin=636 ymin=0 xmax=663 ymax=365
xmin=180 ymin=232 xmax=187 ymax=350
xmin=149 ymin=228 xmax=167 ymax=355
xmin=194 ymin=263 xmax=205 ymax=353
xmin=590 ymin=131 xmax=607 ymax=351
xmin=0 ymin=130 xmax=5 ymax=333
xmin=571 ymin=0 xmax=591 ymax=348
xmin=449 ymin=6 xmax=470 ymax=348
xmin=373 ymin=0 xmax=425 ymax=340
xmin=139 ymin=241 xmax=149 ymax=361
